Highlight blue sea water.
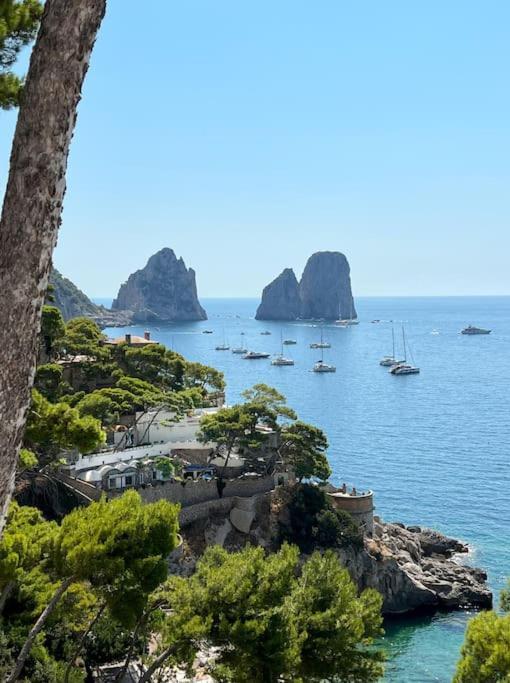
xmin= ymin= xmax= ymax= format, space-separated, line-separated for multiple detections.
xmin=100 ymin=296 xmax=510 ymax=682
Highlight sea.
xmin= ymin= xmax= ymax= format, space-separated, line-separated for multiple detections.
xmin=97 ymin=296 xmax=510 ymax=683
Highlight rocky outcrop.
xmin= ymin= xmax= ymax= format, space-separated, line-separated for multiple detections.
xmin=255 ymin=268 xmax=300 ymax=320
xmin=48 ymin=269 xmax=132 ymax=328
xmin=48 ymin=268 xmax=103 ymax=321
xmin=339 ymin=521 xmax=492 ymax=614
xmin=112 ymin=248 xmax=207 ymax=322
xmin=255 ymin=251 xmax=356 ymax=321
xmin=299 ymin=251 xmax=356 ymax=321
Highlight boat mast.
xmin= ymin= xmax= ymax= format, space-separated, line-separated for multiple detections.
xmin=392 ymin=323 xmax=395 ymax=359
xmin=402 ymin=325 xmax=407 ymax=362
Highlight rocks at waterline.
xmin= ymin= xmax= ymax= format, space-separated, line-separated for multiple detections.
xmin=112 ymin=248 xmax=207 ymax=322
xmin=255 ymin=268 xmax=301 ymax=320
xmin=256 ymin=251 xmax=356 ymax=321
xmin=174 ymin=495 xmax=492 ymax=616
xmin=339 ymin=521 xmax=492 ymax=614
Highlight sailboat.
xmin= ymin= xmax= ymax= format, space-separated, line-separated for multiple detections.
xmin=380 ymin=323 xmax=405 ymax=366
xmin=312 ymin=342 xmax=336 ymax=373
xmin=232 ymin=332 xmax=247 ymax=354
xmin=310 ymin=327 xmax=331 ymax=349
xmin=389 ymin=326 xmax=420 ymax=375
xmin=215 ymin=330 xmax=230 ymax=351
xmin=336 ymin=298 xmax=359 ymax=326
xmin=272 ymin=332 xmax=295 ymax=366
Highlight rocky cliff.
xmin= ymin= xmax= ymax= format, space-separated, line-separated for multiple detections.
xmin=255 ymin=268 xmax=300 ymax=320
xmin=48 ymin=269 xmax=131 ymax=327
xmin=111 ymin=248 xmax=207 ymax=322
xmin=340 ymin=521 xmax=491 ymax=614
xmin=299 ymin=251 xmax=356 ymax=321
xmin=48 ymin=269 xmax=103 ymax=321
xmin=175 ymin=492 xmax=492 ymax=617
xmin=256 ymin=251 xmax=356 ymax=321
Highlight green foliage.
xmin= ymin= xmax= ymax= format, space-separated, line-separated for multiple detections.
xmin=18 ymin=448 xmax=38 ymax=472
xmin=62 ymin=317 xmax=108 ymax=360
xmin=0 ymin=0 xmax=43 ymax=109
xmin=284 ymin=484 xmax=363 ymax=552
xmin=55 ymin=491 xmax=179 ymax=626
xmin=184 ymin=361 xmax=225 ymax=393
xmin=0 ymin=503 xmax=57 ymax=590
xmin=40 ymin=306 xmax=65 ymax=360
xmin=118 ymin=343 xmax=186 ymax=391
xmin=281 ymin=421 xmax=331 ymax=481
xmin=34 ymin=363 xmax=66 ymax=402
xmin=501 ymin=580 xmax=510 ymax=613
xmin=199 ymin=384 xmax=297 ymax=459
xmin=454 ymin=610 xmax=510 ymax=682
xmin=158 ymin=543 xmax=383 ymax=682
xmin=25 ymin=389 xmax=105 ymax=455
xmin=154 ymin=456 xmax=175 ymax=479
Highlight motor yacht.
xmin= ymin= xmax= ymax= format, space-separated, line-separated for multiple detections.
xmin=461 ymin=325 xmax=491 ymax=335
xmin=243 ymin=351 xmax=270 ymax=359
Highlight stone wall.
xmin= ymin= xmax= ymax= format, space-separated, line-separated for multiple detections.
xmin=179 ymin=498 xmax=233 ymax=526
xmin=52 ymin=471 xmax=102 ymax=502
xmin=128 ymin=475 xmax=275 ymax=508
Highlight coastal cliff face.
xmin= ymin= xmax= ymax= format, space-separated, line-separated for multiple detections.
xmin=48 ymin=268 xmax=103 ymax=321
xmin=48 ymin=269 xmax=132 ymax=328
xmin=176 ymin=492 xmax=492 ymax=617
xmin=255 ymin=268 xmax=300 ymax=320
xmin=299 ymin=251 xmax=356 ymax=321
xmin=112 ymin=248 xmax=207 ymax=322
xmin=256 ymin=251 xmax=356 ymax=321
xmin=340 ymin=521 xmax=491 ymax=614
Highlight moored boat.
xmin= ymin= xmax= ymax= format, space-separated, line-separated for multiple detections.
xmin=243 ymin=351 xmax=270 ymax=359
xmin=461 ymin=325 xmax=491 ymax=335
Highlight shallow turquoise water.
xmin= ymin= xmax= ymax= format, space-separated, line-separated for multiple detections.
xmin=102 ymin=296 xmax=510 ymax=682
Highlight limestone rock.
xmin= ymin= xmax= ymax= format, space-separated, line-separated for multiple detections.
xmin=299 ymin=251 xmax=356 ymax=320
xmin=48 ymin=268 xmax=103 ymax=321
xmin=112 ymin=248 xmax=207 ymax=322
xmin=255 ymin=268 xmax=300 ymax=320
xmin=339 ymin=521 xmax=492 ymax=615
xmin=255 ymin=251 xmax=356 ymax=321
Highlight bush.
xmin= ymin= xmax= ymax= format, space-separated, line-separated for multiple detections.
xmin=283 ymin=484 xmax=363 ymax=552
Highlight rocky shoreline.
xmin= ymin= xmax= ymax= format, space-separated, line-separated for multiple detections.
xmin=342 ymin=519 xmax=492 ymax=615
xmin=175 ymin=494 xmax=492 ymax=618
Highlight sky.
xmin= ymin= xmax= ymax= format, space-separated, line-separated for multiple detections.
xmin=1 ymin=0 xmax=510 ymax=298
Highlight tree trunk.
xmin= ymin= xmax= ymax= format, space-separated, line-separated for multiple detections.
xmin=64 ymin=601 xmax=106 ymax=683
xmin=138 ymin=644 xmax=175 ymax=683
xmin=0 ymin=580 xmax=15 ymax=615
xmin=6 ymin=575 xmax=75 ymax=682
xmin=0 ymin=0 xmax=107 ymax=537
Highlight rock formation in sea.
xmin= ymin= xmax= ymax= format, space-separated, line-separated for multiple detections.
xmin=255 ymin=268 xmax=300 ymax=320
xmin=111 ymin=248 xmax=207 ymax=322
xmin=255 ymin=251 xmax=356 ymax=321
xmin=299 ymin=251 xmax=356 ymax=321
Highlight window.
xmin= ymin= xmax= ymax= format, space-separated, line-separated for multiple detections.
xmin=125 ymin=476 xmax=133 ymax=486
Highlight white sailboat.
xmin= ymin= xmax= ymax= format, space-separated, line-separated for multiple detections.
xmin=232 ymin=332 xmax=247 ymax=354
xmin=389 ymin=326 xmax=420 ymax=375
xmin=272 ymin=332 xmax=295 ymax=366
xmin=336 ymin=298 xmax=359 ymax=326
xmin=312 ymin=341 xmax=336 ymax=373
xmin=310 ymin=327 xmax=331 ymax=349
xmin=215 ymin=329 xmax=230 ymax=351
xmin=380 ymin=323 xmax=405 ymax=366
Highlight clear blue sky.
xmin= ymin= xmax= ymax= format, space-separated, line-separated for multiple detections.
xmin=1 ymin=0 xmax=509 ymax=298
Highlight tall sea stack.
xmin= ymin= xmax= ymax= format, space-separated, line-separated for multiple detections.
xmin=255 ymin=251 xmax=356 ymax=321
xmin=255 ymin=268 xmax=300 ymax=320
xmin=299 ymin=251 xmax=356 ymax=320
xmin=112 ymin=248 xmax=207 ymax=322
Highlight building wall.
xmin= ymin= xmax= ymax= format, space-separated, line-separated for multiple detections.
xmin=327 ymin=491 xmax=375 ymax=536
